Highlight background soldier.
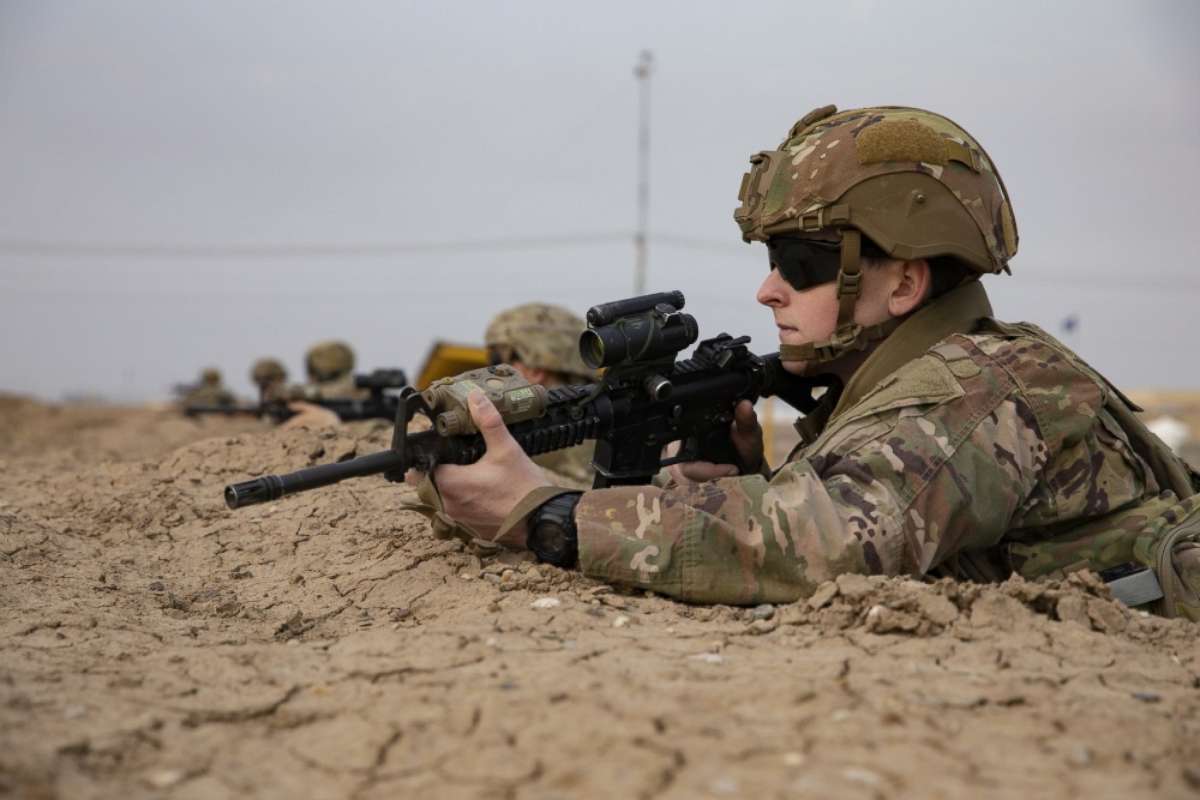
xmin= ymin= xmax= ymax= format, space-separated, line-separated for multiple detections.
xmin=249 ymin=357 xmax=289 ymax=404
xmin=303 ymin=340 xmax=365 ymax=400
xmin=276 ymin=341 xmax=367 ymax=429
xmin=484 ymin=303 xmax=597 ymax=488
xmin=421 ymin=104 xmax=1200 ymax=619
xmin=181 ymin=367 xmax=235 ymax=407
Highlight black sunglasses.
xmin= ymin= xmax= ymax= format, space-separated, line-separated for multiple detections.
xmin=766 ymin=237 xmax=844 ymax=291
xmin=487 ymin=345 xmax=520 ymax=367
xmin=767 ymin=235 xmax=888 ymax=291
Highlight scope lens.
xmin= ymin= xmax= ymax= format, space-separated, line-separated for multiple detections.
xmin=579 ymin=330 xmax=606 ymax=369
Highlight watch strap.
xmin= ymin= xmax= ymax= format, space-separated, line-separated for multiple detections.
xmin=528 ymin=492 xmax=583 ymax=567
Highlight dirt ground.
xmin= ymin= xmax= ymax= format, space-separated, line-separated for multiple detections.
xmin=2 ymin=393 xmax=1199 ymax=799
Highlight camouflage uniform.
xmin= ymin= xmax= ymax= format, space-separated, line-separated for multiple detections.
xmin=565 ymin=106 xmax=1200 ymax=616
xmin=575 ymin=282 xmax=1199 ymax=607
xmin=485 ymin=303 xmax=597 ymax=488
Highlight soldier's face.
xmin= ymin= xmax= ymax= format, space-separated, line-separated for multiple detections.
xmin=756 ymin=266 xmax=841 ymax=373
xmin=753 ymin=262 xmax=902 ymax=376
xmin=757 ymin=256 xmax=931 ymax=374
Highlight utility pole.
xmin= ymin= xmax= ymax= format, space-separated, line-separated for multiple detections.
xmin=633 ymin=50 xmax=653 ymax=295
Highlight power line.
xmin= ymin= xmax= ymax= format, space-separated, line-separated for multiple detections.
xmin=3 ymin=233 xmax=1198 ymax=291
xmin=0 ymin=233 xmax=633 ymax=259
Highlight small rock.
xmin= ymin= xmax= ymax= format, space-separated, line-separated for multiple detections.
xmin=751 ymin=603 xmax=775 ymax=620
xmin=747 ymin=619 xmax=778 ymax=635
xmin=148 ymin=581 xmax=165 ymax=592
xmin=1056 ymin=594 xmax=1094 ymax=623
xmin=1086 ymin=597 xmax=1127 ymax=633
xmin=915 ymin=592 xmax=958 ymax=626
xmin=865 ymin=605 xmax=919 ymax=634
xmin=1068 ymin=745 xmax=1093 ymax=767
xmin=808 ymin=582 xmax=839 ymax=610
xmin=710 ymin=777 xmax=738 ymax=795
xmin=599 ymin=595 xmax=627 ymax=609
xmin=612 ymin=615 xmax=631 ymax=628
xmin=835 ymin=573 xmax=874 ymax=599
xmin=62 ymin=705 xmax=87 ymax=720
xmin=842 ymin=767 xmax=882 ymax=787
xmin=689 ymin=652 xmax=724 ymax=665
xmin=142 ymin=769 xmax=186 ymax=790
xmin=530 ymin=597 xmax=561 ymax=610
xmin=1132 ymin=691 xmax=1161 ymax=703
xmin=1183 ymin=766 xmax=1200 ymax=789
xmin=782 ymin=751 xmax=806 ymax=767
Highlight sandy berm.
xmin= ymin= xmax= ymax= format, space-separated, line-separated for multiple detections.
xmin=1 ymin=395 xmax=1198 ymax=799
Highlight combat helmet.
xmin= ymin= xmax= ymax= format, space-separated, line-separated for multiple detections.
xmin=734 ymin=104 xmax=1019 ymax=363
xmin=484 ymin=303 xmax=594 ymax=382
xmin=250 ymin=357 xmax=287 ymax=387
xmin=200 ymin=367 xmax=222 ymax=385
xmin=305 ymin=340 xmax=356 ymax=382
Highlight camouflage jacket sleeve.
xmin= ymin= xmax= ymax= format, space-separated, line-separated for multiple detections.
xmin=574 ymin=337 xmax=1051 ymax=604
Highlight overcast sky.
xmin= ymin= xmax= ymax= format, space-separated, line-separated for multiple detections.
xmin=1 ymin=0 xmax=1198 ymax=401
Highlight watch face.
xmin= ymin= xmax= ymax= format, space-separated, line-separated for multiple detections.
xmin=531 ymin=521 xmax=568 ymax=561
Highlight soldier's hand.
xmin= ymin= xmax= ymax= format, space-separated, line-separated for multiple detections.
xmin=667 ymin=400 xmax=764 ymax=483
xmin=424 ymin=391 xmax=551 ymax=548
xmin=280 ymin=402 xmax=340 ymax=430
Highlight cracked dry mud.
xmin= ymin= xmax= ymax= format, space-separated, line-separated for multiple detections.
xmin=2 ymin=397 xmax=1199 ymax=799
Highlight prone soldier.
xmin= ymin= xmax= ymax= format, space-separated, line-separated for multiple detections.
xmin=422 ymin=104 xmax=1200 ymax=617
xmin=280 ymin=341 xmax=368 ymax=429
xmin=484 ymin=303 xmax=597 ymax=488
xmin=303 ymin=341 xmax=367 ymax=400
xmin=249 ymin=358 xmax=290 ymax=403
xmin=181 ymin=367 xmax=235 ymax=407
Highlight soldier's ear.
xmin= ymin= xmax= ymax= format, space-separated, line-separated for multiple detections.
xmin=888 ymin=259 xmax=932 ymax=317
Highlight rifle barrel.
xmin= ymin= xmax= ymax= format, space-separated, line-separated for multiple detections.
xmin=224 ymin=449 xmax=406 ymax=509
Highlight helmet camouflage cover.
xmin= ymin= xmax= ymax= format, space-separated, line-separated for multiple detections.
xmin=484 ymin=303 xmax=594 ymax=381
xmin=305 ymin=340 xmax=356 ymax=381
xmin=734 ymin=104 xmax=1019 ymax=363
xmin=250 ymin=357 xmax=287 ymax=386
xmin=200 ymin=367 xmax=222 ymax=386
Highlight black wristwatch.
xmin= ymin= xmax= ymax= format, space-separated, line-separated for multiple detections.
xmin=527 ymin=492 xmax=583 ymax=568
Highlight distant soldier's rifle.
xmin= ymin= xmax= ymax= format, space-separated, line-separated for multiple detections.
xmin=223 ymin=291 xmax=834 ymax=510
xmin=185 ymin=369 xmax=408 ymax=424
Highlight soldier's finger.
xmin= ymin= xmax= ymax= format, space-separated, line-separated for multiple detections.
xmin=733 ymin=400 xmax=759 ymax=432
xmin=468 ymin=391 xmax=518 ymax=456
xmin=677 ymin=461 xmax=739 ymax=481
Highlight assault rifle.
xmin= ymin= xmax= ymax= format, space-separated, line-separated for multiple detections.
xmin=185 ymin=369 xmax=409 ymax=424
xmin=223 ymin=291 xmax=832 ymax=510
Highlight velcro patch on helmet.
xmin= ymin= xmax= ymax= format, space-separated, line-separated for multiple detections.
xmin=855 ymin=119 xmax=947 ymax=166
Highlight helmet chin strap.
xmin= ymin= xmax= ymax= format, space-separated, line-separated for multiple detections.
xmin=778 ymin=228 xmax=903 ymax=364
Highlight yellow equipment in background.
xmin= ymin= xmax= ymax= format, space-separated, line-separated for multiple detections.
xmin=414 ymin=341 xmax=490 ymax=389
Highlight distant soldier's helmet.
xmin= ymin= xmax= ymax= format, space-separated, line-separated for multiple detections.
xmin=734 ymin=104 xmax=1019 ymax=363
xmin=305 ymin=340 xmax=356 ymax=381
xmin=200 ymin=367 xmax=222 ymax=385
xmin=484 ymin=303 xmax=594 ymax=381
xmin=250 ymin=357 xmax=287 ymax=386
